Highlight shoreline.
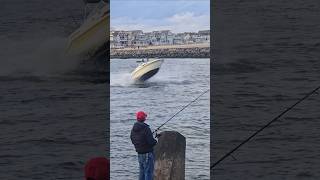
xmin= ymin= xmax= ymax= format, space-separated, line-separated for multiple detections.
xmin=110 ymin=43 xmax=210 ymax=59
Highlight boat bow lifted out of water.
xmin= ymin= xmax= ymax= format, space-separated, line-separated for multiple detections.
xmin=65 ymin=0 xmax=109 ymax=58
xmin=131 ymin=58 xmax=164 ymax=82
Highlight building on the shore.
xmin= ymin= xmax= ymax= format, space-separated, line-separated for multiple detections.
xmin=111 ymin=30 xmax=210 ymax=48
xmin=132 ymin=32 xmax=149 ymax=47
xmin=198 ymin=30 xmax=210 ymax=43
xmin=111 ymin=31 xmax=129 ymax=48
xmin=148 ymin=30 xmax=174 ymax=46
xmin=173 ymin=33 xmax=184 ymax=45
xmin=110 ymin=32 xmax=114 ymax=48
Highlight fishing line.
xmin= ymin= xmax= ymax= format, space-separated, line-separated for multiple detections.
xmin=152 ymin=89 xmax=210 ymax=134
xmin=211 ymin=85 xmax=320 ymax=170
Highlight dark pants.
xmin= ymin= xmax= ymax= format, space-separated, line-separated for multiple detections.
xmin=138 ymin=152 xmax=154 ymax=180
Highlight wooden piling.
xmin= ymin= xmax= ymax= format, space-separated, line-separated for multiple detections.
xmin=154 ymin=131 xmax=186 ymax=180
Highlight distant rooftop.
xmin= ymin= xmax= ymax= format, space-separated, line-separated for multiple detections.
xmin=111 ymin=29 xmax=210 ymax=34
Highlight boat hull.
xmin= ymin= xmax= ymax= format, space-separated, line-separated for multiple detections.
xmin=131 ymin=59 xmax=163 ymax=82
xmin=139 ymin=68 xmax=160 ymax=81
xmin=65 ymin=4 xmax=109 ymax=58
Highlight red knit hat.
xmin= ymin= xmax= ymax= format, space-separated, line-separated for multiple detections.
xmin=136 ymin=111 xmax=147 ymax=121
xmin=84 ymin=157 xmax=109 ymax=180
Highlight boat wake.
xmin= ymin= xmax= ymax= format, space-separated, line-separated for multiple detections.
xmin=0 ymin=37 xmax=82 ymax=77
xmin=110 ymin=72 xmax=134 ymax=87
xmin=110 ymin=71 xmax=193 ymax=89
xmin=0 ymin=37 xmax=109 ymax=81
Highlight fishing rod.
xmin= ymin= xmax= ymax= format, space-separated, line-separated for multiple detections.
xmin=152 ymin=89 xmax=210 ymax=134
xmin=211 ymin=85 xmax=320 ymax=170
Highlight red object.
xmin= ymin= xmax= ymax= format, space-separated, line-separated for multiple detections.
xmin=136 ymin=111 xmax=147 ymax=121
xmin=85 ymin=157 xmax=109 ymax=180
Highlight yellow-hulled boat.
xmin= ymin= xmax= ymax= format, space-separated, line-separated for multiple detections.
xmin=131 ymin=59 xmax=164 ymax=82
xmin=65 ymin=0 xmax=109 ymax=58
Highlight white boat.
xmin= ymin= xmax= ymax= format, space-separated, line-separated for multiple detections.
xmin=131 ymin=58 xmax=164 ymax=82
xmin=65 ymin=0 xmax=109 ymax=58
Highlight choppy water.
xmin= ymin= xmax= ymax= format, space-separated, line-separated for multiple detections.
xmin=110 ymin=58 xmax=210 ymax=179
xmin=212 ymin=0 xmax=320 ymax=179
xmin=0 ymin=1 xmax=108 ymax=179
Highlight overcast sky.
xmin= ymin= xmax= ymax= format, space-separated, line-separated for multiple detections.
xmin=111 ymin=0 xmax=210 ymax=33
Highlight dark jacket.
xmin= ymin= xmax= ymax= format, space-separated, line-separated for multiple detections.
xmin=130 ymin=121 xmax=157 ymax=154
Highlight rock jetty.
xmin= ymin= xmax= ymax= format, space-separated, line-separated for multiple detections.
xmin=110 ymin=44 xmax=210 ymax=59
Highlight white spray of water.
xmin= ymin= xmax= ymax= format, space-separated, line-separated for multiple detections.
xmin=110 ymin=72 xmax=134 ymax=87
xmin=0 ymin=37 xmax=81 ymax=76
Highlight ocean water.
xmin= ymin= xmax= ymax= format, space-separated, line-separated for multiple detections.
xmin=110 ymin=58 xmax=210 ymax=179
xmin=212 ymin=0 xmax=320 ymax=179
xmin=0 ymin=1 xmax=108 ymax=179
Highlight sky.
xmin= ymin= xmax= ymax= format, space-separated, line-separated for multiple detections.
xmin=111 ymin=0 xmax=210 ymax=33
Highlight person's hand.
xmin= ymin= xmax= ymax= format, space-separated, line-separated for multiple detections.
xmin=155 ymin=132 xmax=162 ymax=138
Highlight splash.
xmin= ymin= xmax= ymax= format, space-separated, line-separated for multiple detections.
xmin=110 ymin=72 xmax=134 ymax=87
xmin=0 ymin=37 xmax=81 ymax=77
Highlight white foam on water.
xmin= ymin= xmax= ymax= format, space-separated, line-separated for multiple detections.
xmin=0 ymin=37 xmax=81 ymax=76
xmin=110 ymin=72 xmax=134 ymax=87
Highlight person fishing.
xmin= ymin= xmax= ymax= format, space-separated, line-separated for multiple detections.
xmin=130 ymin=111 xmax=158 ymax=180
xmin=129 ymin=90 xmax=209 ymax=179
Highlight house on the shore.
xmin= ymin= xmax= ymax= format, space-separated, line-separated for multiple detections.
xmin=147 ymin=30 xmax=174 ymax=46
xmin=173 ymin=33 xmax=184 ymax=45
xmin=131 ymin=32 xmax=148 ymax=47
xmin=112 ymin=31 xmax=129 ymax=48
xmin=111 ymin=29 xmax=210 ymax=48
xmin=198 ymin=30 xmax=210 ymax=43
xmin=110 ymin=31 xmax=114 ymax=48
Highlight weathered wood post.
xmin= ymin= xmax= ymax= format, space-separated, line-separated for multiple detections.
xmin=154 ymin=131 xmax=186 ymax=180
